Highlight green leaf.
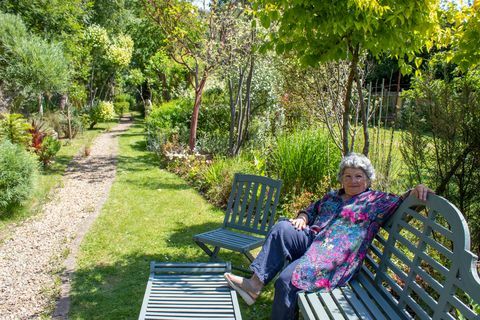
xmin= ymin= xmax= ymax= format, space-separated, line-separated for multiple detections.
xmin=260 ymin=14 xmax=271 ymax=29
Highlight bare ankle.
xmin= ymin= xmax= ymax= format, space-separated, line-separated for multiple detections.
xmin=250 ymin=274 xmax=264 ymax=293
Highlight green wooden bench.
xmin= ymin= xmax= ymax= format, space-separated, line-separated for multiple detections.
xmin=298 ymin=194 xmax=480 ymax=320
xmin=138 ymin=262 xmax=242 ymax=319
xmin=193 ymin=173 xmax=282 ymax=265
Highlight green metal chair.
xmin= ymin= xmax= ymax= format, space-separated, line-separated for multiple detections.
xmin=193 ymin=173 xmax=282 ymax=265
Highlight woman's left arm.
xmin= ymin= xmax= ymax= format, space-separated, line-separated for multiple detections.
xmin=403 ymin=184 xmax=435 ymax=201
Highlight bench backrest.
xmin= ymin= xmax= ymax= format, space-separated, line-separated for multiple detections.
xmin=362 ymin=194 xmax=480 ymax=320
xmin=223 ymin=173 xmax=282 ymax=236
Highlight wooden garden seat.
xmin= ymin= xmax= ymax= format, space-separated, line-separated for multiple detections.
xmin=138 ymin=262 xmax=242 ymax=319
xmin=298 ymin=194 xmax=480 ymax=320
xmin=193 ymin=173 xmax=282 ymax=265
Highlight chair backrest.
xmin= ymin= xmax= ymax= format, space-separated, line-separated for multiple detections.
xmin=362 ymin=194 xmax=480 ymax=320
xmin=223 ymin=173 xmax=282 ymax=236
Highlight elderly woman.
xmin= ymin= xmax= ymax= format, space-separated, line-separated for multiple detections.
xmin=224 ymin=153 xmax=432 ymax=319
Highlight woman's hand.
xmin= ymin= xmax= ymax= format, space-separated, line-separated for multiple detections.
xmin=410 ymin=184 xmax=434 ymax=201
xmin=289 ymin=213 xmax=308 ymax=230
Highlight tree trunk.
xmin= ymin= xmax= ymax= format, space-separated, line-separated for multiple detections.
xmin=60 ymin=94 xmax=67 ymax=111
xmin=65 ymin=95 xmax=73 ymax=139
xmin=354 ymin=68 xmax=369 ymax=156
xmin=235 ymin=55 xmax=255 ymax=155
xmin=343 ymin=45 xmax=359 ymax=155
xmin=160 ymin=72 xmax=171 ymax=102
xmin=38 ymin=94 xmax=43 ymax=116
xmin=228 ymin=79 xmax=235 ymax=155
xmin=189 ymin=74 xmax=208 ymax=151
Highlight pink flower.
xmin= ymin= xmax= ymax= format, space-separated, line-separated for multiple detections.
xmin=358 ymin=212 xmax=369 ymax=221
xmin=341 ymin=209 xmax=356 ymax=223
xmin=315 ymin=278 xmax=332 ymax=290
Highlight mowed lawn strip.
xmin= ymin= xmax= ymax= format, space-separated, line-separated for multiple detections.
xmin=69 ymin=120 xmax=275 ymax=319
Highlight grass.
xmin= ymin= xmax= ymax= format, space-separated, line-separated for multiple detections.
xmin=0 ymin=120 xmax=117 ymax=235
xmin=69 ymin=119 xmax=275 ymax=319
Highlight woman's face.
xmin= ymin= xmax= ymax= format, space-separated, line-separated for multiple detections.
xmin=341 ymin=167 xmax=369 ymax=197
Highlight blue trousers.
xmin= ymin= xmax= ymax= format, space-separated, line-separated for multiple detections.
xmin=250 ymin=220 xmax=316 ymax=320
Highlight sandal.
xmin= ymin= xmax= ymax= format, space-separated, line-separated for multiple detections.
xmin=224 ymin=273 xmax=258 ymax=306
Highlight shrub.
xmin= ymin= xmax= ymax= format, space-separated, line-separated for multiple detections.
xmin=202 ymin=155 xmax=258 ymax=207
xmin=196 ymin=131 xmax=229 ymax=155
xmin=37 ymin=136 xmax=61 ymax=166
xmin=114 ymin=93 xmax=132 ymax=117
xmin=0 ymin=140 xmax=37 ymax=213
xmin=269 ymin=128 xmax=341 ymax=198
xmin=0 ymin=113 xmax=32 ymax=146
xmin=89 ymin=100 xmax=115 ymax=129
xmin=113 ymin=101 xmax=129 ymax=117
xmin=144 ymin=98 xmax=192 ymax=151
xmin=281 ymin=190 xmax=317 ymax=219
xmin=29 ymin=118 xmax=48 ymax=152
xmin=43 ymin=111 xmax=84 ymax=139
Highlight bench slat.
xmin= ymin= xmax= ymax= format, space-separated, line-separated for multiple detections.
xmin=319 ymin=292 xmax=347 ymax=319
xmin=339 ymin=286 xmax=374 ymax=320
xmin=305 ymin=292 xmax=331 ymax=319
xmin=331 ymin=289 xmax=360 ymax=320
xmin=350 ymin=279 xmax=390 ymax=320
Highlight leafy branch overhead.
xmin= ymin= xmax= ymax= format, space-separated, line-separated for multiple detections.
xmin=253 ymin=0 xmax=439 ymax=156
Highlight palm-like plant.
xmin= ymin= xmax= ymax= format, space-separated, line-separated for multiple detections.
xmin=0 ymin=113 xmax=32 ymax=146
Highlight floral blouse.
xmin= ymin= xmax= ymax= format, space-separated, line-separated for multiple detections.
xmin=291 ymin=188 xmax=403 ymax=292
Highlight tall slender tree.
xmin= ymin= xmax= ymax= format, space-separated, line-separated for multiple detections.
xmin=143 ymin=0 xmax=239 ymax=151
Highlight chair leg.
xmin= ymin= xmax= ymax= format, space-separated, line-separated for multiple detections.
xmin=195 ymin=240 xmax=215 ymax=259
xmin=195 ymin=240 xmax=222 ymax=261
xmin=211 ymin=246 xmax=221 ymax=261
xmin=245 ymin=251 xmax=255 ymax=263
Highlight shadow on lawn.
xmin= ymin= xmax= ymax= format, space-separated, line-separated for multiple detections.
xmin=168 ymin=220 xmax=253 ymax=271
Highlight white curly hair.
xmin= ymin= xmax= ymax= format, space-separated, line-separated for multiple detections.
xmin=337 ymin=152 xmax=376 ymax=185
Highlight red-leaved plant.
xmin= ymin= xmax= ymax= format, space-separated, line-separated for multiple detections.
xmin=29 ymin=119 xmax=47 ymax=152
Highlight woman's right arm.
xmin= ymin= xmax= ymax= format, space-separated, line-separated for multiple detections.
xmin=290 ymin=212 xmax=309 ymax=230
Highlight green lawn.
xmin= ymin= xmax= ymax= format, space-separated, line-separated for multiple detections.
xmin=69 ymin=119 xmax=275 ymax=319
xmin=0 ymin=120 xmax=116 ymax=234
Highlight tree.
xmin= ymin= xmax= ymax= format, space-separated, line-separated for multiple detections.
xmin=84 ymin=25 xmax=134 ymax=104
xmin=143 ymin=0 xmax=237 ymax=151
xmin=446 ymin=1 xmax=480 ymax=71
xmin=253 ymin=0 xmax=439 ymax=155
xmin=217 ymin=4 xmax=258 ymax=155
xmin=401 ymin=67 xmax=480 ymax=255
xmin=400 ymin=2 xmax=480 ymax=256
xmin=0 ymin=0 xmax=92 ymax=115
xmin=0 ymin=12 xmax=70 ymax=113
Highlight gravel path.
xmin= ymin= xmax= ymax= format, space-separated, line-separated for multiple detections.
xmin=0 ymin=119 xmax=131 ymax=319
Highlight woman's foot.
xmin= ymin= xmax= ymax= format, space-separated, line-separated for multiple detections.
xmin=224 ymin=273 xmax=263 ymax=306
